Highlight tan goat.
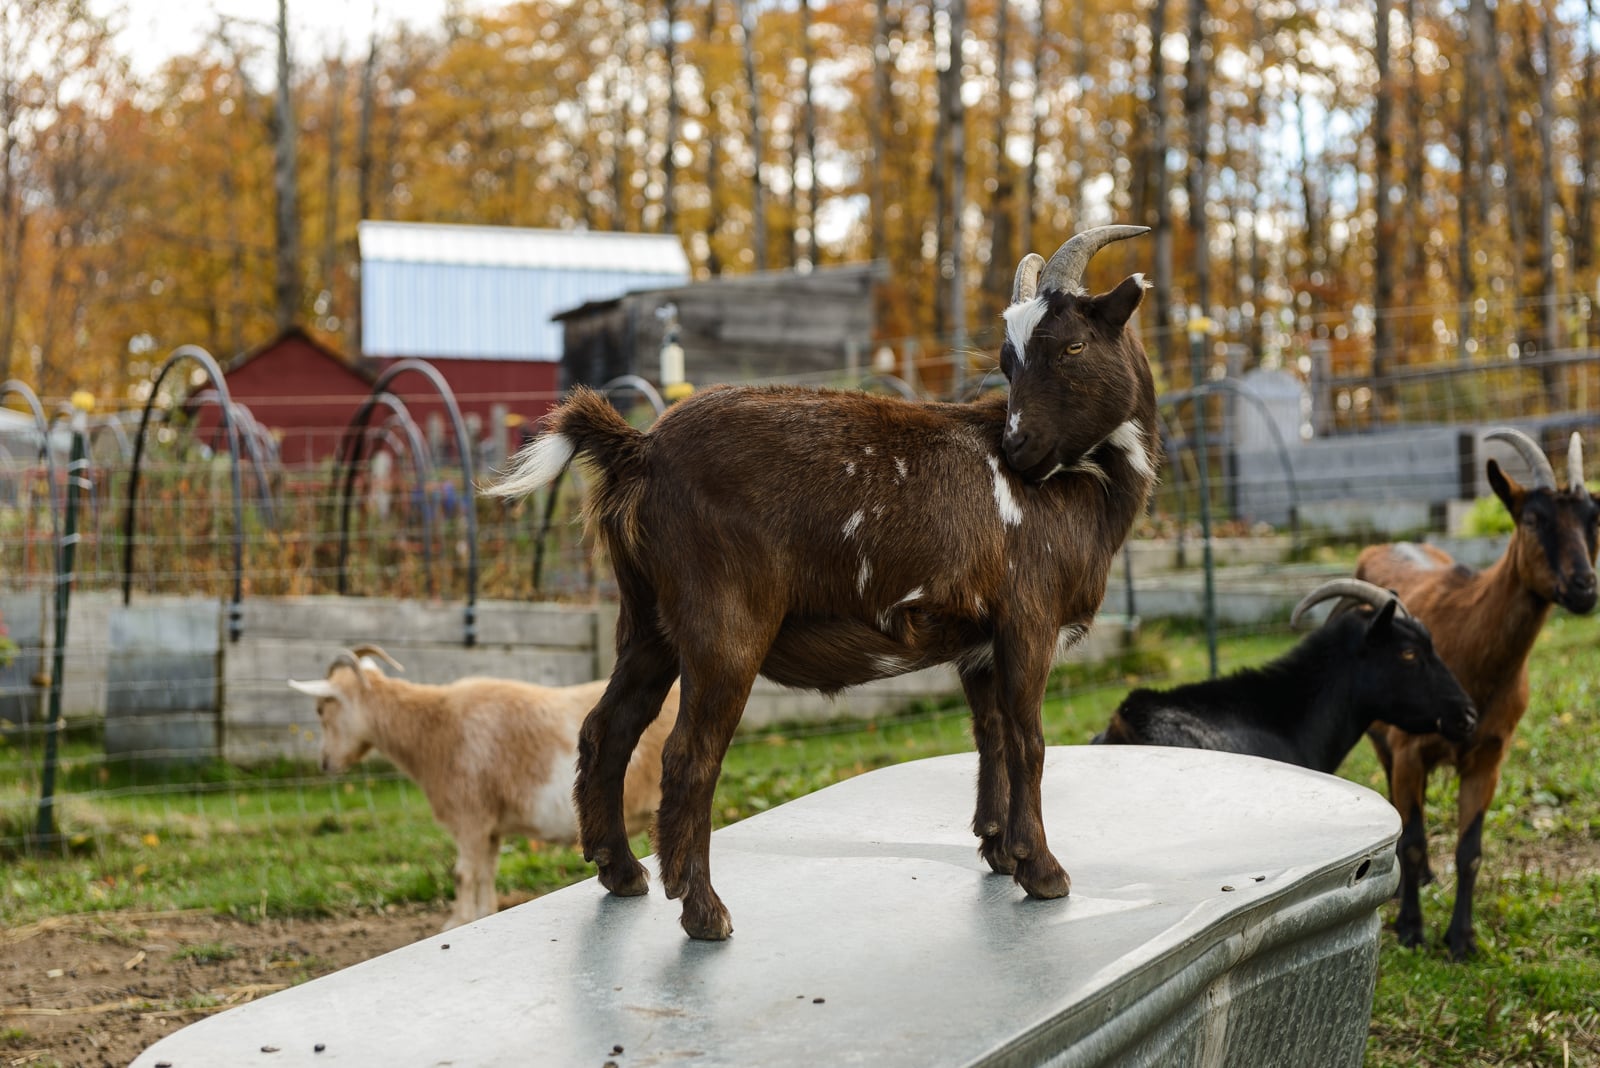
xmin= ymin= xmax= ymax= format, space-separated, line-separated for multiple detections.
xmin=289 ymin=646 xmax=679 ymax=930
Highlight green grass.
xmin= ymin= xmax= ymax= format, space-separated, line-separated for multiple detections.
xmin=1 ymin=615 xmax=1597 ymax=1064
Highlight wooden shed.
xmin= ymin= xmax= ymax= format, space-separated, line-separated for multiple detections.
xmin=555 ymin=262 xmax=888 ymax=392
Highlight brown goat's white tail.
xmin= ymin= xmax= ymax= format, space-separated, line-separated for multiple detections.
xmin=487 ymin=433 xmax=576 ymax=499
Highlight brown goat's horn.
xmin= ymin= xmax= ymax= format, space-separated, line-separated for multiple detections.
xmin=1037 ymin=224 xmax=1151 ymax=296
xmin=1486 ymin=428 xmax=1556 ymax=491
xmin=1011 ymin=253 xmax=1045 ymax=305
xmin=1290 ymin=579 xmax=1409 ymax=630
xmin=1568 ymin=431 xmax=1585 ymax=492
xmin=348 ymin=644 xmax=405 ymax=674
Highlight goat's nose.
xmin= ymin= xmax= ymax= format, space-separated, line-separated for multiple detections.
xmin=1572 ymin=571 xmax=1597 ymax=595
xmin=1003 ymin=429 xmax=1031 ymax=465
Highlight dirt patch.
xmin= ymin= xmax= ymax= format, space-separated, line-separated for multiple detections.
xmin=0 ymin=905 xmax=451 ymax=1066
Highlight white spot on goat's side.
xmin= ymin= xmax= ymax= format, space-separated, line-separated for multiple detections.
xmin=857 ymin=558 xmax=873 ymax=595
xmin=487 ymin=432 xmax=575 ymax=498
xmin=1107 ymin=420 xmax=1156 ymax=482
xmin=1394 ymin=542 xmax=1442 ymax=569
xmin=529 ymin=756 xmax=580 ymax=841
xmin=1055 ymin=624 xmax=1090 ymax=660
xmin=1002 ymin=297 xmax=1050 ymax=367
xmin=845 ymin=460 xmax=857 ymax=476
xmin=987 ymin=456 xmax=1024 ymax=527
xmin=873 ymin=654 xmax=913 ymax=677
xmin=894 ymin=457 xmax=908 ymax=481
xmin=957 ymin=641 xmax=996 ymax=674
xmin=842 ymin=510 xmax=865 ymax=539
xmin=864 ymin=446 xmax=875 ymax=456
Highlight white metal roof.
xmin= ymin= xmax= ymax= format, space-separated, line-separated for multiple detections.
xmin=358 ymin=222 xmax=691 ymax=362
xmin=358 ymin=221 xmax=690 ymax=275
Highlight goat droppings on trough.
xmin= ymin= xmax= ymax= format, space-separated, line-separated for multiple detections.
xmin=487 ymin=224 xmax=1158 ymax=941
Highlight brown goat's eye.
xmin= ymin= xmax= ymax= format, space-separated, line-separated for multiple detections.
xmin=1400 ymin=648 xmax=1418 ymax=662
xmin=1065 ymin=341 xmax=1086 ymax=355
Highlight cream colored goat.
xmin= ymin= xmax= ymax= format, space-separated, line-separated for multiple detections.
xmin=289 ymin=646 xmax=679 ymax=930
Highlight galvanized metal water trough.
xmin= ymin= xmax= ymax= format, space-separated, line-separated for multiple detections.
xmin=133 ymin=746 xmax=1399 ymax=1067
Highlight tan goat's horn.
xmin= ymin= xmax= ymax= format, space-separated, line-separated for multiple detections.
xmin=1486 ymin=428 xmax=1556 ymax=491
xmin=1568 ymin=431 xmax=1585 ymax=492
xmin=348 ymin=644 xmax=406 ymax=674
xmin=1290 ymin=579 xmax=1409 ymax=630
xmin=326 ymin=650 xmax=368 ymax=687
xmin=1011 ymin=253 xmax=1045 ymax=305
xmin=1037 ymin=224 xmax=1151 ymax=296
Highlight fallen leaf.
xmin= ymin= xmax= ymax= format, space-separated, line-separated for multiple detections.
xmin=124 ymin=950 xmax=146 ymax=971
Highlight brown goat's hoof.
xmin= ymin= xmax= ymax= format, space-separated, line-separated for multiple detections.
xmin=979 ymin=838 xmax=1016 ymax=875
xmin=598 ymin=859 xmax=650 ymax=897
xmin=680 ymin=899 xmax=733 ymax=941
xmin=1015 ymin=855 xmax=1071 ymax=900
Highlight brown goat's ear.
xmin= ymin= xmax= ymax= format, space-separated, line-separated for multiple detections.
xmin=1091 ymin=274 xmax=1148 ymax=332
xmin=1487 ymin=458 xmax=1526 ymax=518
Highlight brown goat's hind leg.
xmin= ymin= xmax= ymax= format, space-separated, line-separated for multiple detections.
xmin=995 ymin=631 xmax=1069 ymax=900
xmin=960 ymin=665 xmax=1013 ymax=875
xmin=656 ymin=653 xmax=763 ymax=940
xmin=576 ymin=633 xmax=679 ymax=898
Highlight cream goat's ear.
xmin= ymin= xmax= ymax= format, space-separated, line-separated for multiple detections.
xmin=288 ymin=678 xmax=340 ymax=700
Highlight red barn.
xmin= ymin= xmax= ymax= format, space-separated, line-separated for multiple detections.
xmin=210 ymin=327 xmax=375 ymax=467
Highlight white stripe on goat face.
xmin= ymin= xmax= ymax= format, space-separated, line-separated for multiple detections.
xmin=1002 ymin=297 xmax=1050 ymax=369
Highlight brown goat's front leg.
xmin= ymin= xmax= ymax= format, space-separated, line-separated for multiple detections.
xmin=994 ymin=629 xmax=1069 ymax=900
xmin=960 ymin=664 xmax=1013 ymax=875
xmin=655 ymin=655 xmax=762 ymax=941
xmin=1446 ymin=746 xmax=1504 ymax=961
xmin=575 ymin=634 xmax=680 ymax=898
xmin=1388 ymin=748 xmax=1429 ymax=949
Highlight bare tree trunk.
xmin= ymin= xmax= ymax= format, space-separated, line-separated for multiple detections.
xmin=741 ymin=0 xmax=767 ymax=270
xmin=1148 ymin=0 xmax=1174 ymax=372
xmin=1022 ymin=1 xmax=1045 ymax=253
xmin=1373 ymin=0 xmax=1396 ymax=412
xmin=1294 ymin=82 xmax=1323 ymax=323
xmin=662 ymin=0 xmax=680 ymax=235
xmin=1247 ymin=6 xmax=1265 ymax=366
xmin=869 ymin=0 xmax=891 ymax=267
xmin=800 ymin=0 xmax=817 ymax=267
xmin=273 ymin=0 xmax=302 ymax=332
xmin=354 ymin=29 xmax=377 ymax=356
xmin=1072 ymin=0 xmax=1089 ymax=222
xmin=1184 ymin=0 xmax=1210 ymax=325
xmin=1402 ymin=0 xmax=1426 ymax=289
xmin=1536 ymin=16 xmax=1559 ymax=362
xmin=1456 ymin=46 xmax=1474 ymax=363
xmin=947 ymin=0 xmax=968 ymax=379
xmin=1579 ymin=0 xmax=1598 ymax=277
xmin=1480 ymin=0 xmax=1526 ymax=340
xmin=983 ymin=0 xmax=1014 ymax=318
xmin=704 ymin=0 xmax=724 ymax=276
xmin=321 ymin=57 xmax=345 ymax=321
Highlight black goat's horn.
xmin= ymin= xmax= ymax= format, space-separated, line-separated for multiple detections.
xmin=1037 ymin=224 xmax=1151 ymax=296
xmin=1486 ymin=428 xmax=1556 ymax=491
xmin=1290 ymin=579 xmax=1409 ymax=630
xmin=1568 ymin=432 xmax=1585 ymax=493
xmin=1011 ymin=253 xmax=1045 ymax=304
xmin=348 ymin=643 xmax=406 ymax=674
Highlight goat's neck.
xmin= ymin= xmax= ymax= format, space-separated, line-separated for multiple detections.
xmin=1295 ymin=672 xmax=1373 ymax=775
xmin=1447 ymin=545 xmax=1551 ymax=696
xmin=363 ymin=679 xmax=454 ymax=786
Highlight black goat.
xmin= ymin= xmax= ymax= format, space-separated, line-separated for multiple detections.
xmin=1093 ymin=579 xmax=1477 ymax=773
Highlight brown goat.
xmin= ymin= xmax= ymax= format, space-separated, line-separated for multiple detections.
xmin=1358 ymin=429 xmax=1597 ymax=959
xmin=488 ymin=226 xmax=1159 ymax=939
xmin=289 ymin=647 xmax=680 ymax=930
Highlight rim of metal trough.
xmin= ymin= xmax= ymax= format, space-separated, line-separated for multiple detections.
xmin=333 ymin=358 xmax=479 ymax=647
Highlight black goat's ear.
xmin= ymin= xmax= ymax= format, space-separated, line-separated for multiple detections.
xmin=1487 ymin=458 xmax=1525 ymax=518
xmin=1363 ymin=597 xmax=1399 ymax=641
xmin=1091 ymin=274 xmax=1148 ymax=332
xmin=1000 ymin=339 xmax=1017 ymax=380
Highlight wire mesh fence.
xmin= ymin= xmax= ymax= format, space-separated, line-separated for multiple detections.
xmin=1 ymin=337 xmax=1595 ymax=892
